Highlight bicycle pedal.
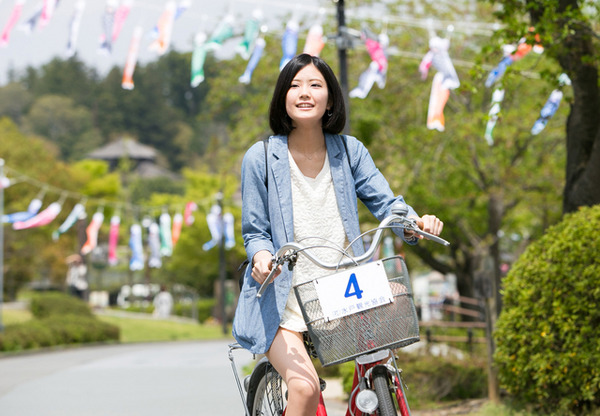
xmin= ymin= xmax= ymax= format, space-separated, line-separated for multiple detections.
xmin=319 ymin=378 xmax=327 ymax=392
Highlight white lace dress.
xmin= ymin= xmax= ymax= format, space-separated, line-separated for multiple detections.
xmin=280 ymin=151 xmax=351 ymax=332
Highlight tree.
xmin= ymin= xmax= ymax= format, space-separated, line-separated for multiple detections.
xmin=485 ymin=0 xmax=600 ymax=213
xmin=22 ymin=95 xmax=103 ymax=161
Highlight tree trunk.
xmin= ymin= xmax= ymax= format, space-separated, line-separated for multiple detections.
xmin=548 ymin=4 xmax=600 ymax=213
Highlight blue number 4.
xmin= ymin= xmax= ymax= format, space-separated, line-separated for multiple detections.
xmin=344 ymin=273 xmax=364 ymax=299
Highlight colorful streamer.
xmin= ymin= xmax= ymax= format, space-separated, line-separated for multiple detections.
xmin=349 ymin=61 xmax=387 ymax=99
xmin=171 ymin=212 xmax=183 ymax=246
xmin=19 ymin=4 xmax=42 ymax=34
xmin=52 ymin=202 xmax=86 ymax=240
xmin=190 ymin=32 xmax=207 ymax=87
xmin=159 ymin=212 xmax=173 ymax=256
xmin=279 ymin=18 xmax=299 ymax=70
xmin=484 ymin=88 xmax=505 ymax=146
xmin=39 ymin=0 xmax=59 ymax=29
xmin=110 ymin=0 xmax=132 ymax=44
xmin=149 ymin=0 xmax=190 ymax=39
xmin=236 ymin=8 xmax=262 ymax=60
xmin=184 ymin=201 xmax=197 ymax=225
xmin=80 ymin=211 xmax=104 ymax=255
xmin=420 ymin=35 xmax=460 ymax=132
xmin=206 ymin=13 xmax=234 ymax=49
xmin=65 ymin=0 xmax=85 ymax=58
xmin=2 ymin=197 xmax=42 ymax=224
xmin=13 ymin=201 xmax=62 ymax=230
xmin=303 ymin=22 xmax=325 ymax=57
xmin=485 ymin=30 xmax=544 ymax=88
xmin=129 ymin=224 xmax=144 ymax=271
xmin=531 ymin=74 xmax=570 ymax=135
xmin=1 ymin=0 xmax=26 ymax=47
xmin=148 ymin=0 xmax=176 ymax=56
xmin=239 ymin=37 xmax=265 ymax=84
xmin=108 ymin=214 xmax=120 ymax=266
xmin=203 ymin=204 xmax=235 ymax=250
xmin=0 ymin=177 xmax=11 ymax=189
xmin=98 ymin=0 xmax=118 ymax=55
xmin=121 ymin=25 xmax=142 ymax=90
xmin=363 ymin=28 xmax=388 ymax=73
xmin=148 ymin=222 xmax=162 ymax=268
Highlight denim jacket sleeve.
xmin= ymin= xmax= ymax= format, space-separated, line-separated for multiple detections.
xmin=240 ymin=140 xmax=275 ymax=265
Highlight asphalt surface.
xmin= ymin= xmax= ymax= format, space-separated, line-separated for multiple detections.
xmin=0 ymin=339 xmax=348 ymax=416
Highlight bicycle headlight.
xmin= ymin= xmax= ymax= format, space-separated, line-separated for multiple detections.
xmin=356 ymin=389 xmax=378 ymax=413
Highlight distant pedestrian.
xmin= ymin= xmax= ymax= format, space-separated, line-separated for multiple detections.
xmin=153 ymin=285 xmax=174 ymax=319
xmin=65 ymin=254 xmax=88 ymax=299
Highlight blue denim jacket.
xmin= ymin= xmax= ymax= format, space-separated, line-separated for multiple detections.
xmin=232 ymin=133 xmax=418 ymax=354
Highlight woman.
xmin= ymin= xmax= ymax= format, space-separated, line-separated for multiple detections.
xmin=233 ymin=53 xmax=443 ymax=416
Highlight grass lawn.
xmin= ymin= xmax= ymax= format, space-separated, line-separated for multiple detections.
xmin=97 ymin=314 xmax=231 ymax=343
xmin=2 ymin=305 xmax=230 ymax=344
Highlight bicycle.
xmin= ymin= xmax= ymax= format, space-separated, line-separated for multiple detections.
xmin=229 ymin=202 xmax=449 ymax=416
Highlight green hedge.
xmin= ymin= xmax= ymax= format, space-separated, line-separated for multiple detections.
xmin=0 ymin=292 xmax=120 ymax=352
xmin=337 ymin=351 xmax=487 ymax=407
xmin=30 ymin=292 xmax=94 ymax=319
xmin=173 ymin=298 xmax=216 ymax=323
xmin=494 ymin=204 xmax=600 ymax=415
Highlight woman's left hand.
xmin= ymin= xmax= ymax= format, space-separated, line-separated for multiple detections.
xmin=406 ymin=214 xmax=444 ymax=239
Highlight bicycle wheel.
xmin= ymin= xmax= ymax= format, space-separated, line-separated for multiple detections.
xmin=246 ymin=359 xmax=287 ymax=416
xmin=372 ymin=365 xmax=397 ymax=416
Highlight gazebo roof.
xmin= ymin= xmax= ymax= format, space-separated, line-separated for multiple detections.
xmin=87 ymin=137 xmax=156 ymax=161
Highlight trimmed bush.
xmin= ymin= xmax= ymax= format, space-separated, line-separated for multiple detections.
xmin=0 ymin=292 xmax=119 ymax=352
xmin=30 ymin=292 xmax=93 ymax=319
xmin=494 ymin=204 xmax=600 ymax=415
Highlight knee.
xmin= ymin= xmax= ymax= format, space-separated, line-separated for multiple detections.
xmin=289 ymin=377 xmax=320 ymax=404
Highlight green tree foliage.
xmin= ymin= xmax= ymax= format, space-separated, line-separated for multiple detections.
xmin=0 ymin=118 xmax=86 ymax=297
xmin=22 ymin=95 xmax=103 ymax=161
xmin=494 ymin=205 xmax=600 ymax=414
xmin=483 ymin=0 xmax=600 ymax=213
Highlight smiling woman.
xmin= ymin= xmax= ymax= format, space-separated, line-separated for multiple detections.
xmin=233 ymin=53 xmax=444 ymax=415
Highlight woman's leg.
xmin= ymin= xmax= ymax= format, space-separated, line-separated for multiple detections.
xmin=266 ymin=327 xmax=320 ymax=416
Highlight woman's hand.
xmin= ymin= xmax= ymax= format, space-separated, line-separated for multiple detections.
xmin=405 ymin=215 xmax=444 ymax=240
xmin=251 ymin=250 xmax=281 ymax=284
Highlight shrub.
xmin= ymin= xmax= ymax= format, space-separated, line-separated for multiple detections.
xmin=0 ymin=292 xmax=119 ymax=352
xmin=338 ymin=350 xmax=487 ymax=406
xmin=173 ymin=298 xmax=216 ymax=323
xmin=30 ymin=292 xmax=93 ymax=319
xmin=494 ymin=204 xmax=600 ymax=415
xmin=0 ymin=315 xmax=120 ymax=352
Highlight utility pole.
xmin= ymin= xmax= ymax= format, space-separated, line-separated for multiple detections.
xmin=0 ymin=159 xmax=5 ymax=333
xmin=216 ymin=191 xmax=227 ymax=335
xmin=334 ymin=0 xmax=351 ymax=134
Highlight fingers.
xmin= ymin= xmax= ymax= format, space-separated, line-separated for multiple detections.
xmin=251 ymin=259 xmax=281 ymax=284
xmin=420 ymin=214 xmax=444 ymax=236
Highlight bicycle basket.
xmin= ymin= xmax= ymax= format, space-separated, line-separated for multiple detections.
xmin=293 ymin=256 xmax=419 ymax=367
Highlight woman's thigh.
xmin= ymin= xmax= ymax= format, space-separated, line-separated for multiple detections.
xmin=265 ymin=327 xmax=319 ymax=389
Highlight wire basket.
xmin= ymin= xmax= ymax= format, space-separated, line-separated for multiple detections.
xmin=293 ymin=256 xmax=419 ymax=367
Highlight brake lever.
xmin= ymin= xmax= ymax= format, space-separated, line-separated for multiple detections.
xmin=256 ymin=256 xmax=283 ymax=299
xmin=401 ymin=218 xmax=450 ymax=246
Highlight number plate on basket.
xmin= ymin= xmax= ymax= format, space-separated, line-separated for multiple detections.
xmin=314 ymin=261 xmax=393 ymax=322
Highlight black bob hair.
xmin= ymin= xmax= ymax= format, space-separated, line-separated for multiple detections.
xmin=269 ymin=53 xmax=346 ymax=135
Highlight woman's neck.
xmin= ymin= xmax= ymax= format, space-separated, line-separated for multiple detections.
xmin=288 ymin=126 xmax=325 ymax=152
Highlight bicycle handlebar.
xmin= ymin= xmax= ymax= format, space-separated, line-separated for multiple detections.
xmin=256 ymin=202 xmax=449 ymax=298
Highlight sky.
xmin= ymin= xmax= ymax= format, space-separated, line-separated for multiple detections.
xmin=0 ymin=0 xmax=325 ymax=85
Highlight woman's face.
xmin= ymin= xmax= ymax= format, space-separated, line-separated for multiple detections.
xmin=285 ymin=63 xmax=330 ymax=128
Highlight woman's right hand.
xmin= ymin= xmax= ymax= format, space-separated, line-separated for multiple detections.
xmin=252 ymin=250 xmax=281 ymax=284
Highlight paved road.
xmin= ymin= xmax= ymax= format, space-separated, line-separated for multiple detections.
xmin=0 ymin=340 xmax=348 ymax=416
xmin=0 ymin=340 xmax=254 ymax=416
